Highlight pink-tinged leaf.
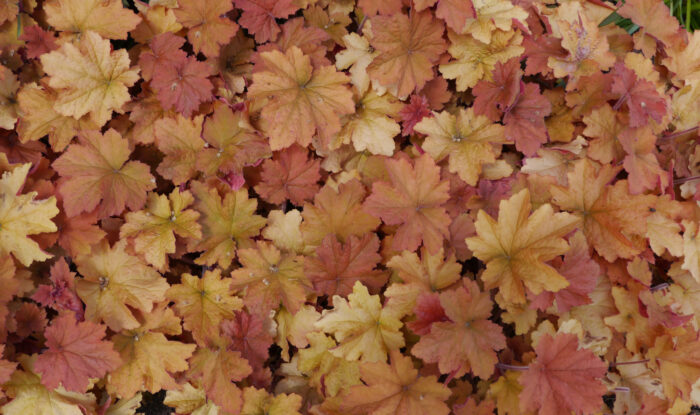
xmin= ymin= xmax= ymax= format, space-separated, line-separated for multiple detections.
xmin=363 ymin=153 xmax=451 ymax=253
xmin=504 ymin=82 xmax=552 ymax=156
xmin=20 ymin=25 xmax=58 ymax=59
xmin=139 ymin=32 xmax=187 ymax=82
xmin=611 ymin=62 xmax=667 ymax=127
xmin=32 ymin=258 xmax=84 ymax=319
xmin=619 ymin=126 xmax=668 ymax=194
xmin=234 ymin=0 xmax=299 ymax=43
xmin=530 ymin=232 xmax=599 ymax=313
xmin=435 ymin=0 xmax=476 ymax=33
xmin=406 ymin=292 xmax=449 ymax=336
xmin=254 ymin=145 xmax=321 ymax=206
xmin=519 ymin=333 xmax=608 ymax=415
xmin=473 ymin=58 xmax=522 ymax=121
xmin=221 ymin=310 xmax=274 ymax=387
xmin=151 ymin=55 xmax=214 ymax=118
xmin=35 ymin=314 xmax=121 ymax=393
xmin=305 ymin=234 xmax=387 ymax=298
xmin=400 ymin=95 xmax=431 ymax=136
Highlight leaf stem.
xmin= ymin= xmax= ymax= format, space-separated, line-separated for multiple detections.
xmin=650 ymin=283 xmax=669 ymax=292
xmin=357 ymin=15 xmax=367 ymax=34
xmin=612 ymin=93 xmax=627 ymax=111
xmin=496 ymin=362 xmax=530 ymax=371
xmin=659 ymin=126 xmax=699 ymax=141
xmin=674 ymin=175 xmax=700 ymax=185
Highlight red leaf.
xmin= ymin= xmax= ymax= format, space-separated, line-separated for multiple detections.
xmin=35 ymin=314 xmax=121 ymax=393
xmin=254 ymin=145 xmax=321 ymax=206
xmin=32 ymin=258 xmax=84 ymax=319
xmin=611 ymin=62 xmax=667 ymax=127
xmin=221 ymin=310 xmax=274 ymax=387
xmin=139 ymin=32 xmax=187 ymax=82
xmin=305 ymin=234 xmax=387 ymax=298
xmin=473 ymin=58 xmax=522 ymax=121
xmin=151 ymin=55 xmax=214 ymax=118
xmin=504 ymin=82 xmax=552 ymax=156
xmin=20 ymin=25 xmax=58 ymax=59
xmin=234 ymin=0 xmax=299 ymax=43
xmin=406 ymin=292 xmax=448 ymax=336
xmin=400 ymin=95 xmax=431 ymax=136
xmin=519 ymin=333 xmax=608 ymax=415
xmin=529 ymin=232 xmax=599 ymax=313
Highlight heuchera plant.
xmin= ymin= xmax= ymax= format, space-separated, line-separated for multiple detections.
xmin=2 ymin=0 xmax=700 ymax=414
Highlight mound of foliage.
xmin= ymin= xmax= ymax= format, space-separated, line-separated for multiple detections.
xmin=1 ymin=0 xmax=700 ymax=414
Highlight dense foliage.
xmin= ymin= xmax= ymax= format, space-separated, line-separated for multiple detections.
xmin=1 ymin=0 xmax=700 ymax=414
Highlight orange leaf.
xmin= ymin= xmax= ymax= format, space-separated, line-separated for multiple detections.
xmin=52 ymin=129 xmax=155 ymax=218
xmin=368 ymin=11 xmax=446 ymax=99
xmin=465 ymin=188 xmax=579 ymax=305
xmin=167 ymin=269 xmax=242 ymax=345
xmin=364 ymin=153 xmax=451 ymax=253
xmin=327 ymin=350 xmax=451 ymax=415
xmin=230 ymin=241 xmax=310 ymax=314
xmin=174 ymin=0 xmax=238 ymax=57
xmin=248 ymin=46 xmax=354 ymax=150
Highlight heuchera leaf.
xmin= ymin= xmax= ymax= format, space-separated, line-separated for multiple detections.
xmin=414 ymin=107 xmax=506 ymax=186
xmin=189 ymin=181 xmax=266 ymax=269
xmin=187 ymin=338 xmax=252 ymax=414
xmin=368 ymin=11 xmax=446 ymax=99
xmin=120 ymin=188 xmax=202 ymax=270
xmin=32 ymin=258 xmax=83 ymax=318
xmin=305 ymin=233 xmax=386 ymax=298
xmin=150 ymin=53 xmax=215 ymax=118
xmin=241 ymin=387 xmax=302 ymax=415
xmin=16 ymin=82 xmax=98 ymax=152
xmin=248 ymin=46 xmax=355 ymax=150
xmin=466 ymin=188 xmax=579 ymax=305
xmin=108 ymin=304 xmax=195 ymax=398
xmin=222 ymin=310 xmax=275 ymax=384
xmin=363 ymin=153 xmax=451 ymax=253
xmin=167 ymin=269 xmax=242 ymax=345
xmin=198 ymin=101 xmax=270 ymax=176
xmin=472 ymin=58 xmax=522 ymax=121
xmin=518 ymin=333 xmax=608 ymax=415
xmin=301 ymin=179 xmax=380 ymax=247
xmin=529 ymin=231 xmax=599 ymax=313
xmin=384 ymin=247 xmax=461 ymax=318
xmin=74 ymin=240 xmax=169 ymax=332
xmin=411 ymin=279 xmax=506 ymax=378
xmin=39 ymin=31 xmax=140 ymax=127
xmin=174 ymin=0 xmax=238 ymax=58
xmin=34 ymin=313 xmax=121 ymax=393
xmin=550 ymin=158 xmax=655 ymax=262
xmin=611 ymin=62 xmax=668 ymax=127
xmin=230 ymin=240 xmax=311 ymax=314
xmin=503 ymin=82 xmax=552 ymax=157
xmin=255 ymin=144 xmax=321 ymax=206
xmin=52 ymin=128 xmax=155 ymax=218
xmin=326 ymin=350 xmax=451 ymax=415
xmin=153 ymin=115 xmax=206 ymax=185
xmin=44 ymin=0 xmax=141 ymax=40
xmin=234 ymin=0 xmax=299 ymax=43
xmin=0 ymin=163 xmax=58 ymax=266
xmin=315 ymin=281 xmax=404 ymax=362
